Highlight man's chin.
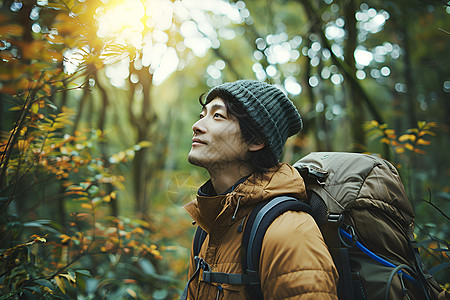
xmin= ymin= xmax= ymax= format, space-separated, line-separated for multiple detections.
xmin=188 ymin=154 xmax=206 ymax=167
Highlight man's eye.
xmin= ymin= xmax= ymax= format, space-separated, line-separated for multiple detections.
xmin=198 ymin=114 xmax=204 ymax=119
xmin=214 ymin=113 xmax=224 ymax=118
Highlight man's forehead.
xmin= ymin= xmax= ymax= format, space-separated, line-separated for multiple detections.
xmin=203 ymin=97 xmax=227 ymax=111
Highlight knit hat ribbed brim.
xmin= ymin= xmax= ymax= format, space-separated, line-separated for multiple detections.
xmin=206 ymin=80 xmax=303 ymax=161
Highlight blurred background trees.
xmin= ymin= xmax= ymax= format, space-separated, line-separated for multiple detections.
xmin=0 ymin=0 xmax=448 ymax=298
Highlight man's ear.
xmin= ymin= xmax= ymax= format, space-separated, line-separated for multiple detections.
xmin=248 ymin=143 xmax=265 ymax=152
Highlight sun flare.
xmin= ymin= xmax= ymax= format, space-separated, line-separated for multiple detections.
xmin=96 ymin=0 xmax=146 ymax=44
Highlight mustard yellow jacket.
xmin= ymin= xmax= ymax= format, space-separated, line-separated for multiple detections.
xmin=183 ymin=163 xmax=339 ymax=299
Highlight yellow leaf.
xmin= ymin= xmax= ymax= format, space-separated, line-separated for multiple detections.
xmin=54 ymin=276 xmax=66 ymax=293
xmin=414 ymin=148 xmax=426 ymax=154
xmin=132 ymin=227 xmax=144 ymax=235
xmin=399 ymin=134 xmax=416 ymax=142
xmin=34 ymin=237 xmax=47 ymax=243
xmin=60 ymin=234 xmax=71 ymax=243
xmin=126 ymin=288 xmax=137 ymax=298
xmin=416 ymin=139 xmax=431 ymax=146
xmin=404 ymin=143 xmax=414 ymax=151
xmin=420 ymin=130 xmax=435 ymax=136
xmin=31 ymin=103 xmax=39 ymax=114
xmin=9 ymin=106 xmax=23 ymax=111
xmin=103 ymin=195 xmax=111 ymax=202
xmin=17 ymin=140 xmax=29 ymax=151
xmin=137 ymin=141 xmax=152 ymax=148
xmin=380 ymin=138 xmax=390 ymax=144
xmin=367 ymin=120 xmax=379 ymax=128
xmin=59 ymin=273 xmax=76 ymax=283
xmin=81 ymin=203 xmax=92 ymax=209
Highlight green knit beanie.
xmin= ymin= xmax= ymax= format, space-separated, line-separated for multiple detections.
xmin=206 ymin=80 xmax=303 ymax=161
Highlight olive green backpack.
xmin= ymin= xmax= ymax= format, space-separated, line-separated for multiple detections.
xmin=186 ymin=152 xmax=446 ymax=300
xmin=292 ymin=152 xmax=444 ymax=300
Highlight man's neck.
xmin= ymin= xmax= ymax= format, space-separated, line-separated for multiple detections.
xmin=207 ymin=163 xmax=253 ymax=195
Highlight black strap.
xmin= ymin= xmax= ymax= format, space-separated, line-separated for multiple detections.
xmin=242 ymin=196 xmax=312 ymax=299
xmin=202 ymin=270 xmax=260 ymax=285
xmin=244 ymin=196 xmax=312 ymax=273
xmin=193 ymin=226 xmax=207 ymax=257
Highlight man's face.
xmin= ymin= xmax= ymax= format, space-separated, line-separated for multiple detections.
xmin=188 ymin=97 xmax=250 ymax=172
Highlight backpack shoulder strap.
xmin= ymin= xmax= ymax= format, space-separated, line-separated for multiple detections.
xmin=193 ymin=226 xmax=207 ymax=257
xmin=242 ymin=196 xmax=312 ymax=299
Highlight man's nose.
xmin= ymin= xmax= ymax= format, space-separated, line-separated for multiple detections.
xmin=192 ymin=118 xmax=206 ymax=134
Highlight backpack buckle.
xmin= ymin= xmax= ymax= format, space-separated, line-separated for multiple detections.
xmin=328 ymin=213 xmax=344 ymax=226
xmin=194 ymin=256 xmax=211 ymax=272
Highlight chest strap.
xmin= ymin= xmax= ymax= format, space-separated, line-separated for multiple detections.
xmin=180 ymin=256 xmax=260 ymax=300
xmin=203 ymin=269 xmax=260 ymax=285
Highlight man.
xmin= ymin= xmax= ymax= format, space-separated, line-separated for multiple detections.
xmin=182 ymin=80 xmax=338 ymax=299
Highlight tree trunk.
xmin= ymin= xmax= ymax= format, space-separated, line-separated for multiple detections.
xmin=127 ymin=62 xmax=155 ymax=216
xmin=95 ymin=71 xmax=118 ymax=217
xmin=400 ymin=21 xmax=417 ymax=129
xmin=303 ymin=42 xmax=328 ymax=151
xmin=343 ymin=0 xmax=366 ymax=152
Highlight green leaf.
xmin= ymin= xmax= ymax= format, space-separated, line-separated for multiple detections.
xmin=24 ymin=286 xmax=41 ymax=293
xmin=23 ymin=221 xmax=62 ymax=235
xmin=34 ymin=279 xmax=55 ymax=291
xmin=138 ymin=259 xmax=156 ymax=275
xmin=75 ymin=269 xmax=91 ymax=277
xmin=23 ymin=219 xmax=52 ymax=226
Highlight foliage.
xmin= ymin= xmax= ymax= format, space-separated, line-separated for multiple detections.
xmin=0 ymin=99 xmax=185 ymax=298
xmin=0 ymin=2 xmax=188 ymax=298
xmin=0 ymin=0 xmax=449 ymax=298
xmin=365 ymin=120 xmax=437 ymax=156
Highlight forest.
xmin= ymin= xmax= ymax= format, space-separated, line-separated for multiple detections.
xmin=0 ymin=0 xmax=449 ymax=299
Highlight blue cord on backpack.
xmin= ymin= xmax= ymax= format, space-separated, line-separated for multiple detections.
xmin=339 ymin=228 xmax=417 ymax=285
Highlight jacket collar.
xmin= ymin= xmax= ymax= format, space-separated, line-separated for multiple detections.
xmin=183 ymin=163 xmax=307 ymax=234
xmin=198 ymin=177 xmax=248 ymax=197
